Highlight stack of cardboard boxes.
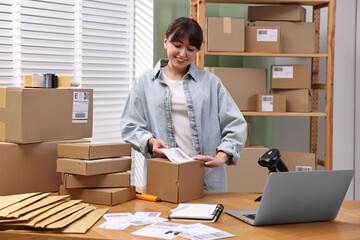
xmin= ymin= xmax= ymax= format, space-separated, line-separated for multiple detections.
xmin=57 ymin=142 xmax=136 ymax=206
xmin=0 ymin=87 xmax=93 ymax=195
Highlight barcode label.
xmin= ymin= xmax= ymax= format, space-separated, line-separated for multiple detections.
xmin=257 ymin=29 xmax=278 ymax=42
xmin=272 ymin=66 xmax=294 ymax=78
xmin=296 ymin=166 xmax=313 ymax=172
xmin=273 ymin=67 xmax=283 ymax=72
xmin=72 ymin=92 xmax=90 ymax=123
xmin=75 ymin=113 xmax=86 ymax=118
xmin=261 ymin=95 xmax=273 ymax=112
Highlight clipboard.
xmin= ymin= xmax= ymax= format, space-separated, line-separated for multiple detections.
xmin=168 ymin=203 xmax=224 ymax=222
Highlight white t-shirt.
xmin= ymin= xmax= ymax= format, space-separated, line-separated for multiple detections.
xmin=162 ymin=70 xmax=196 ymax=157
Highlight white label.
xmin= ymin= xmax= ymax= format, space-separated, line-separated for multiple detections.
xmin=72 ymin=92 xmax=90 ymax=123
xmin=256 ymin=29 xmax=278 ymax=42
xmin=295 ymin=166 xmax=313 ymax=172
xmin=261 ymin=96 xmax=273 ymax=112
xmin=160 ymin=148 xmax=192 ymax=163
xmin=272 ymin=66 xmax=294 ymax=79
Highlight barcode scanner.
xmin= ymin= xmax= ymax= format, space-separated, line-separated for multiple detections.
xmin=255 ymin=149 xmax=289 ymax=202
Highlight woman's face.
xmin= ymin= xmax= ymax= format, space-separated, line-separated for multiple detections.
xmin=164 ymin=34 xmax=198 ymax=73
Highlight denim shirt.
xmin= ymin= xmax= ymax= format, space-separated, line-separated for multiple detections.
xmin=120 ymin=59 xmax=247 ymax=191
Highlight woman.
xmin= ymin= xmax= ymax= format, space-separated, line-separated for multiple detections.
xmin=120 ymin=17 xmax=247 ymax=191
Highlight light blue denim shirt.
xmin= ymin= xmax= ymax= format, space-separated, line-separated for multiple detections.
xmin=120 ymin=59 xmax=247 ymax=191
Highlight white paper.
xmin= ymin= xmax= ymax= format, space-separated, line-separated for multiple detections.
xmin=160 ymin=148 xmax=192 ymax=163
xmin=169 ymin=204 xmax=218 ymax=219
xmin=272 ymin=66 xmax=294 ymax=79
xmin=131 ymin=222 xmax=194 ymax=239
xmin=103 ymin=212 xmax=133 ymax=222
xmin=97 ymin=221 xmax=131 ymax=230
xmin=261 ymin=96 xmax=273 ymax=112
xmin=180 ymin=223 xmax=235 ymax=240
xmin=256 ymin=29 xmax=278 ymax=42
xmin=72 ymin=91 xmax=90 ymax=123
xmin=130 ymin=212 xmax=163 ymax=226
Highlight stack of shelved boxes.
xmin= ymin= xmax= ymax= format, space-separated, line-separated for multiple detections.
xmin=57 ymin=142 xmax=136 ymax=206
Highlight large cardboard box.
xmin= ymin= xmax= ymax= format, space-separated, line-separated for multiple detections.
xmin=147 ymin=158 xmax=204 ymax=203
xmin=206 ymin=17 xmax=245 ymax=52
xmin=58 ymin=142 xmax=131 ymax=160
xmin=59 ymin=185 xmax=136 ymax=206
xmin=271 ymin=65 xmax=310 ymax=89
xmin=271 ymin=89 xmax=312 ymax=112
xmin=57 ymin=157 xmax=131 ymax=176
xmin=256 ymin=94 xmax=286 ymax=112
xmin=206 ymin=67 xmax=267 ymax=111
xmin=248 ymin=5 xmax=306 ymax=22
xmin=0 ymin=139 xmax=87 ymax=196
xmin=226 ymin=147 xmax=316 ymax=193
xmin=0 ymin=87 xmax=93 ymax=144
xmin=63 ymin=172 xmax=130 ymax=188
xmin=253 ymin=21 xmax=316 ymax=53
xmin=245 ymin=26 xmax=281 ymax=53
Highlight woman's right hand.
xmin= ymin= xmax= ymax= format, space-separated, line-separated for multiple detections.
xmin=148 ymin=138 xmax=169 ymax=157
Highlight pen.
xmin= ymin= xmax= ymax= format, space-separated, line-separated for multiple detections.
xmin=135 ymin=192 xmax=161 ymax=202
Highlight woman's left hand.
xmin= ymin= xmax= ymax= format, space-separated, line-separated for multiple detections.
xmin=193 ymin=151 xmax=230 ymax=168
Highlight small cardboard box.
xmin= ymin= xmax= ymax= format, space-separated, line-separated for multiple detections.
xmin=271 ymin=65 xmax=310 ymax=89
xmin=248 ymin=5 xmax=306 ymax=22
xmin=57 ymin=157 xmax=131 ymax=176
xmin=281 ymin=151 xmax=316 ymax=172
xmin=58 ymin=142 xmax=131 ymax=159
xmin=0 ymin=139 xmax=88 ymax=196
xmin=63 ymin=172 xmax=130 ymax=188
xmin=271 ymin=89 xmax=312 ymax=112
xmin=256 ymin=94 xmax=286 ymax=112
xmin=206 ymin=67 xmax=267 ymax=111
xmin=206 ymin=17 xmax=245 ymax=52
xmin=147 ymin=158 xmax=204 ymax=203
xmin=59 ymin=185 xmax=136 ymax=206
xmin=0 ymin=87 xmax=93 ymax=144
xmin=253 ymin=21 xmax=316 ymax=53
xmin=245 ymin=26 xmax=281 ymax=53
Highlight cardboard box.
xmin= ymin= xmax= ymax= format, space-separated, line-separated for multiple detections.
xmin=245 ymin=122 xmax=251 ymax=147
xmin=57 ymin=157 xmax=131 ymax=176
xmin=0 ymin=87 xmax=93 ymax=144
xmin=63 ymin=172 xmax=130 ymax=188
xmin=206 ymin=17 xmax=245 ymax=52
xmin=248 ymin=5 xmax=306 ymax=22
xmin=0 ymin=139 xmax=88 ymax=196
xmin=147 ymin=158 xmax=204 ymax=203
xmin=245 ymin=26 xmax=281 ymax=53
xmin=253 ymin=21 xmax=316 ymax=53
xmin=271 ymin=89 xmax=312 ymax=112
xmin=271 ymin=65 xmax=310 ymax=89
xmin=226 ymin=147 xmax=316 ymax=193
xmin=59 ymin=185 xmax=136 ymax=206
xmin=58 ymin=142 xmax=131 ymax=159
xmin=206 ymin=67 xmax=267 ymax=111
xmin=256 ymin=94 xmax=286 ymax=112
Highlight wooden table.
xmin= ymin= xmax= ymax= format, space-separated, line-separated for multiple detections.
xmin=1 ymin=191 xmax=360 ymax=240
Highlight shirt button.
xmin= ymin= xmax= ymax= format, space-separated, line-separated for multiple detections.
xmin=192 ymin=125 xmax=196 ymax=129
xmin=188 ymin=105 xmax=193 ymax=109
xmin=196 ymin=147 xmax=200 ymax=151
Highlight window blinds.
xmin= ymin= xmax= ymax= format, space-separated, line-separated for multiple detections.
xmin=0 ymin=0 xmax=13 ymax=86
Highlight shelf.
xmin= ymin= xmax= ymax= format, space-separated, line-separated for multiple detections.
xmin=242 ymin=112 xmax=327 ymax=117
xmin=205 ymin=0 xmax=329 ymax=6
xmin=205 ymin=52 xmax=328 ymax=58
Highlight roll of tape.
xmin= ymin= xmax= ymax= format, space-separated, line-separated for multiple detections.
xmin=223 ymin=17 xmax=232 ymax=34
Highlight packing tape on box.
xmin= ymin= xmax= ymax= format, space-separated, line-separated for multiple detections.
xmin=0 ymin=88 xmax=6 ymax=108
xmin=0 ymin=122 xmax=5 ymax=141
xmin=223 ymin=17 xmax=232 ymax=34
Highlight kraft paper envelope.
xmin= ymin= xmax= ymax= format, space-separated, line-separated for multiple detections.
xmin=7 ymin=195 xmax=69 ymax=218
xmin=0 ymin=193 xmax=50 ymax=218
xmin=45 ymin=206 xmax=96 ymax=229
xmin=0 ymin=192 xmax=40 ymax=211
xmin=34 ymin=203 xmax=88 ymax=228
xmin=61 ymin=208 xmax=109 ymax=234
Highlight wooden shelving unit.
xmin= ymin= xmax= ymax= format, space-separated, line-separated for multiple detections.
xmin=190 ymin=0 xmax=336 ymax=169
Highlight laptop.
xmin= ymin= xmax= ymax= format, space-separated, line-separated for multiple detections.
xmin=225 ymin=170 xmax=354 ymax=226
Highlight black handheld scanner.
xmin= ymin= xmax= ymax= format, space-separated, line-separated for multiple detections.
xmin=258 ymin=148 xmax=288 ymax=173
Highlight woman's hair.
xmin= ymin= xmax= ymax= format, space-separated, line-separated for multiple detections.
xmin=165 ymin=17 xmax=203 ymax=50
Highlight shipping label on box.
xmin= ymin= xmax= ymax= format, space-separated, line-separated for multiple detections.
xmin=271 ymin=65 xmax=310 ymax=89
xmin=245 ymin=26 xmax=281 ymax=53
xmin=256 ymin=94 xmax=286 ymax=112
xmin=63 ymin=172 xmax=130 ymax=188
xmin=147 ymin=158 xmax=204 ymax=203
xmin=248 ymin=5 xmax=306 ymax=22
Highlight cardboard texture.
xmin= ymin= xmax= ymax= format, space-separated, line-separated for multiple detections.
xmin=59 ymin=185 xmax=136 ymax=206
xmin=271 ymin=65 xmax=310 ymax=89
xmin=0 ymin=87 xmax=93 ymax=144
xmin=245 ymin=122 xmax=251 ymax=147
xmin=206 ymin=17 xmax=245 ymax=52
xmin=0 ymin=139 xmax=88 ymax=196
xmin=271 ymin=89 xmax=312 ymax=112
xmin=57 ymin=157 xmax=131 ymax=176
xmin=226 ymin=147 xmax=316 ymax=193
xmin=206 ymin=67 xmax=267 ymax=111
xmin=248 ymin=5 xmax=306 ymax=22
xmin=256 ymin=94 xmax=286 ymax=112
xmin=147 ymin=158 xmax=204 ymax=203
xmin=58 ymin=142 xmax=131 ymax=159
xmin=245 ymin=26 xmax=281 ymax=53
xmin=253 ymin=21 xmax=316 ymax=53
xmin=0 ymin=192 xmax=40 ymax=210
xmin=63 ymin=172 xmax=130 ymax=188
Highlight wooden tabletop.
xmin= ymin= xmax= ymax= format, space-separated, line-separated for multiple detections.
xmin=1 ymin=191 xmax=360 ymax=240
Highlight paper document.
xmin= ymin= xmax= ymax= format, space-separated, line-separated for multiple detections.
xmin=160 ymin=148 xmax=192 ymax=163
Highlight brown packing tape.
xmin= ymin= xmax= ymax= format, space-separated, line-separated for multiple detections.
xmin=0 ymin=122 xmax=5 ymax=142
xmin=0 ymin=87 xmax=6 ymax=108
xmin=223 ymin=17 xmax=232 ymax=34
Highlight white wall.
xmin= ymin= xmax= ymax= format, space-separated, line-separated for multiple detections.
xmin=355 ymin=0 xmax=360 ymax=200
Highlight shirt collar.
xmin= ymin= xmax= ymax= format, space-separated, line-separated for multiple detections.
xmin=152 ymin=58 xmax=199 ymax=81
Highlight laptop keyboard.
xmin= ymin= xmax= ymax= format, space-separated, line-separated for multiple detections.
xmin=244 ymin=214 xmax=256 ymax=220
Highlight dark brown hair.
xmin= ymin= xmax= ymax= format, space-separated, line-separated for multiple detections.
xmin=165 ymin=17 xmax=203 ymax=50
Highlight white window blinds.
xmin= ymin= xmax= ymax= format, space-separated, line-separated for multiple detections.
xmin=0 ymin=0 xmax=13 ymax=86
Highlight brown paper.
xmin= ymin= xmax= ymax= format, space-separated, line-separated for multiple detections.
xmin=0 ymin=192 xmax=40 ymax=211
xmin=45 ymin=206 xmax=96 ymax=229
